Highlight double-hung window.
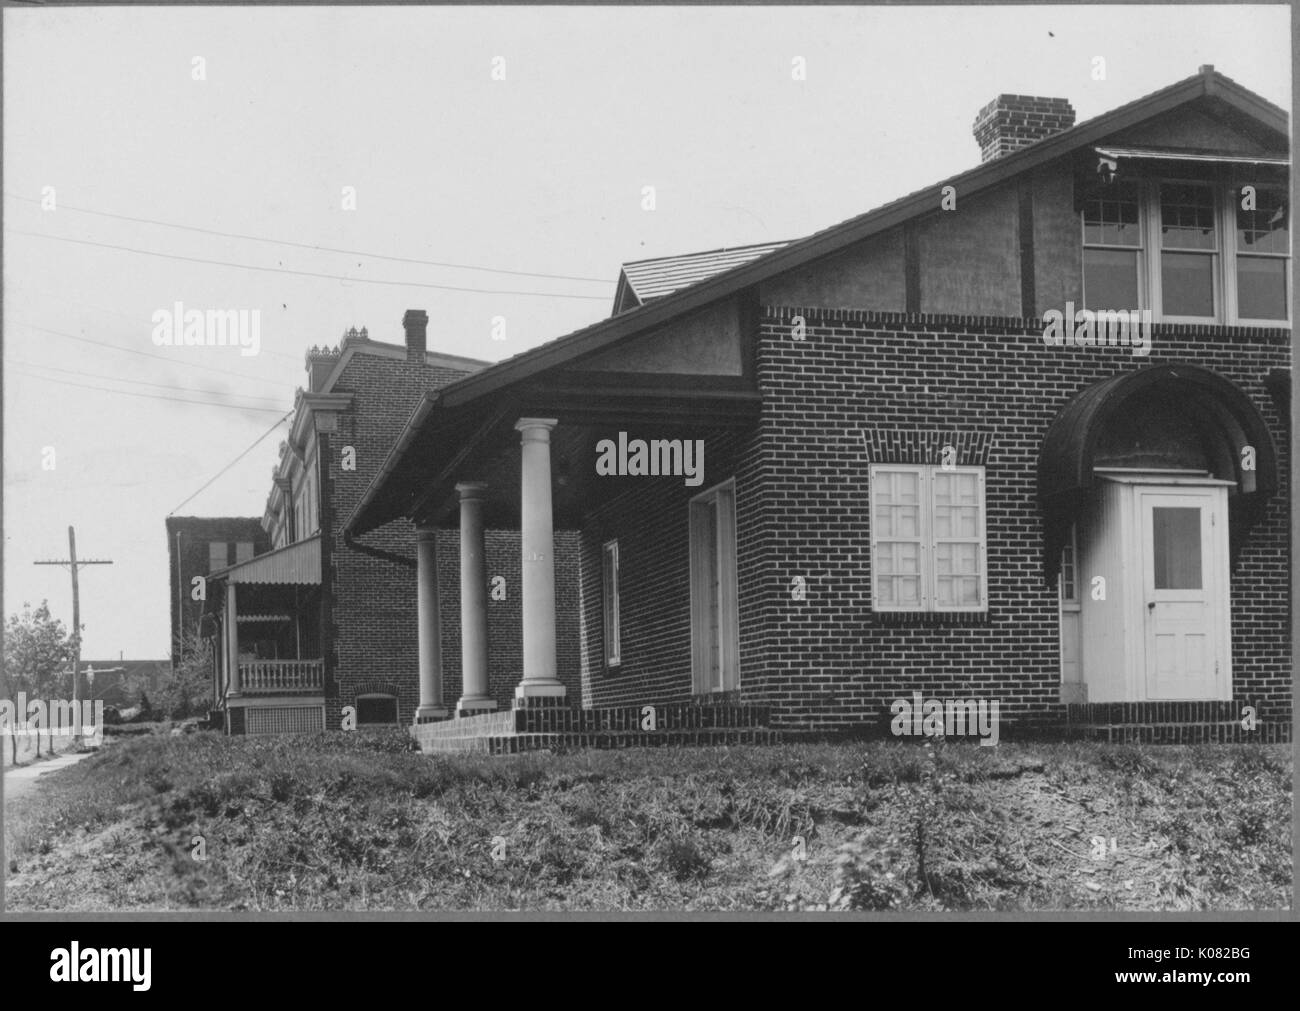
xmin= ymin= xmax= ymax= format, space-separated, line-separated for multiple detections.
xmin=1083 ymin=181 xmax=1143 ymax=309
xmin=1158 ymin=181 xmax=1219 ymax=320
xmin=1081 ymin=174 xmax=1290 ymax=325
xmin=1235 ymin=184 xmax=1289 ymax=322
xmin=870 ymin=464 xmax=987 ymax=613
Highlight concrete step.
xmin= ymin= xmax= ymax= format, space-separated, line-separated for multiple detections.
xmin=414 ymin=727 xmax=783 ymax=756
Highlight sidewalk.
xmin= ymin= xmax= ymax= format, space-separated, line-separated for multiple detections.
xmin=3 ymin=748 xmax=99 ymax=804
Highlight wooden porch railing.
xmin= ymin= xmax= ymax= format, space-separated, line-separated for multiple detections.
xmin=239 ymin=660 xmax=324 ymax=693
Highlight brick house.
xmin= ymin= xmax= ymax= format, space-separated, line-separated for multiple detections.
xmin=346 ymin=66 xmax=1291 ymax=745
xmin=197 ymin=315 xmax=581 ymax=735
xmin=166 ymin=516 xmax=270 ymax=665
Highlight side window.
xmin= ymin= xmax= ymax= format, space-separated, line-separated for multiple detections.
xmin=870 ymin=464 xmax=988 ymax=613
xmin=602 ymin=540 xmax=621 ymax=667
xmin=1059 ymin=526 xmax=1078 ymax=603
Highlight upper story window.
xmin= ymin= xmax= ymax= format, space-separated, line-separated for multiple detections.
xmin=1159 ymin=182 xmax=1218 ymax=318
xmin=1082 ymin=182 xmax=1142 ymax=308
xmin=235 ymin=541 xmax=254 ymax=563
xmin=1236 ymin=185 xmax=1289 ymax=320
xmin=207 ymin=541 xmax=227 ymax=573
xmin=1082 ymin=175 xmax=1289 ymax=325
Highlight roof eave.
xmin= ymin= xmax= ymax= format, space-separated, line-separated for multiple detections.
xmin=429 ymin=71 xmax=1277 ymax=410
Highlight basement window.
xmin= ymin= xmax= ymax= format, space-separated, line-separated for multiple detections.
xmin=869 ymin=464 xmax=988 ymax=613
xmin=356 ymin=694 xmax=398 ymax=726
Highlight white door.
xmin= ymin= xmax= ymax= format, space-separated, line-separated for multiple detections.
xmin=1138 ymin=488 xmax=1228 ymax=700
xmin=689 ymin=481 xmax=739 ymax=693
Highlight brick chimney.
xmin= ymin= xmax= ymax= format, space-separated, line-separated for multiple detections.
xmin=972 ymin=94 xmax=1075 ymax=163
xmin=403 ymin=309 xmax=428 ymax=360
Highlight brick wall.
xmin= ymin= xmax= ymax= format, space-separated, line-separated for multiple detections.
xmin=751 ymin=308 xmax=1289 ymax=730
xmin=578 ymin=428 xmax=767 ymax=709
xmin=574 ymin=310 xmax=1290 ymax=732
xmin=165 ymin=516 xmax=269 ymax=665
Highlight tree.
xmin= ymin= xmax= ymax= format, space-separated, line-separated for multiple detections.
xmin=158 ymin=625 xmax=213 ymax=720
xmin=3 ymin=600 xmax=77 ymax=760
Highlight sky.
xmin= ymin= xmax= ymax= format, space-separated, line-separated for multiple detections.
xmin=2 ymin=5 xmax=1292 ymax=659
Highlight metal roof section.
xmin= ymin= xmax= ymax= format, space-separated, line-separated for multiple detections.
xmin=207 ymin=535 xmax=321 ymax=585
xmin=616 ymin=241 xmax=791 ymax=310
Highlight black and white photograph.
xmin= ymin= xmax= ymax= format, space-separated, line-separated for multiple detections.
xmin=1 ymin=1 xmax=1294 ymax=936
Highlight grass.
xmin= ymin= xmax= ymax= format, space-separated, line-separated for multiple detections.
xmin=3 ymin=731 xmax=1291 ymax=912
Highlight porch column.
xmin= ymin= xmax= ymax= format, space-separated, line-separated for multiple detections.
xmin=515 ymin=418 xmax=565 ymax=702
xmin=414 ymin=525 xmax=449 ymax=721
xmin=455 ymin=482 xmax=496 ymax=716
xmin=225 ymin=580 xmax=240 ymax=695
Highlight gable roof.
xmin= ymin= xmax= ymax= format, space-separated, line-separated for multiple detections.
xmin=613 ymin=240 xmax=791 ymax=313
xmin=346 ymin=66 xmax=1289 ymax=537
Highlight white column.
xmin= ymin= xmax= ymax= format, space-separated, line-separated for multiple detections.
xmin=415 ymin=525 xmax=449 ymax=721
xmin=455 ymin=482 xmax=496 ymax=716
xmin=226 ymin=580 xmax=241 ymax=696
xmin=515 ymin=418 xmax=565 ymax=702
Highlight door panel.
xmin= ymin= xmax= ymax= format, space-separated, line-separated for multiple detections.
xmin=1140 ymin=491 xmax=1221 ymax=700
xmin=690 ymin=483 xmax=739 ymax=693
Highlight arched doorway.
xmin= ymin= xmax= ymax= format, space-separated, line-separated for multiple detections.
xmin=1039 ymin=364 xmax=1277 ymax=703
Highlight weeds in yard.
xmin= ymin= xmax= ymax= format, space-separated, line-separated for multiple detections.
xmin=4 ymin=733 xmax=1290 ymax=912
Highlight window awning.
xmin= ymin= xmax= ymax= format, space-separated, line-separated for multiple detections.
xmin=1037 ymin=364 xmax=1277 ymax=585
xmin=208 ymin=535 xmax=321 ymax=585
xmin=1094 ymin=145 xmax=1290 ymax=166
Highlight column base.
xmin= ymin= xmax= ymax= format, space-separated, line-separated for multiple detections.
xmin=514 ymin=682 xmax=567 ymax=703
xmin=456 ymin=697 xmax=499 ymax=718
xmin=414 ymin=705 xmax=450 ymax=724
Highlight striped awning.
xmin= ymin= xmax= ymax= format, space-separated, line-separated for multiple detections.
xmin=209 ymin=535 xmax=320 ymax=585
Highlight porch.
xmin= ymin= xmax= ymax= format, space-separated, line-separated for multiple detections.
xmin=343 ymin=312 xmax=768 ymax=751
xmin=206 ymin=536 xmax=327 ymax=735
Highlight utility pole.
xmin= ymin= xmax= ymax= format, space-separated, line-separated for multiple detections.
xmin=34 ymin=526 xmax=113 ymax=746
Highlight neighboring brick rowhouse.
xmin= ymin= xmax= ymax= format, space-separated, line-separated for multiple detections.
xmin=577 ymin=311 xmax=1290 ymax=733
xmin=320 ymin=330 xmax=580 ymax=730
xmin=166 ymin=516 xmax=270 ymax=665
xmin=973 ymin=94 xmax=1076 ymax=163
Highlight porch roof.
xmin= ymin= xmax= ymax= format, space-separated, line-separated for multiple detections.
xmin=1037 ymin=364 xmax=1278 ymax=585
xmin=207 ymin=535 xmax=321 ymax=585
